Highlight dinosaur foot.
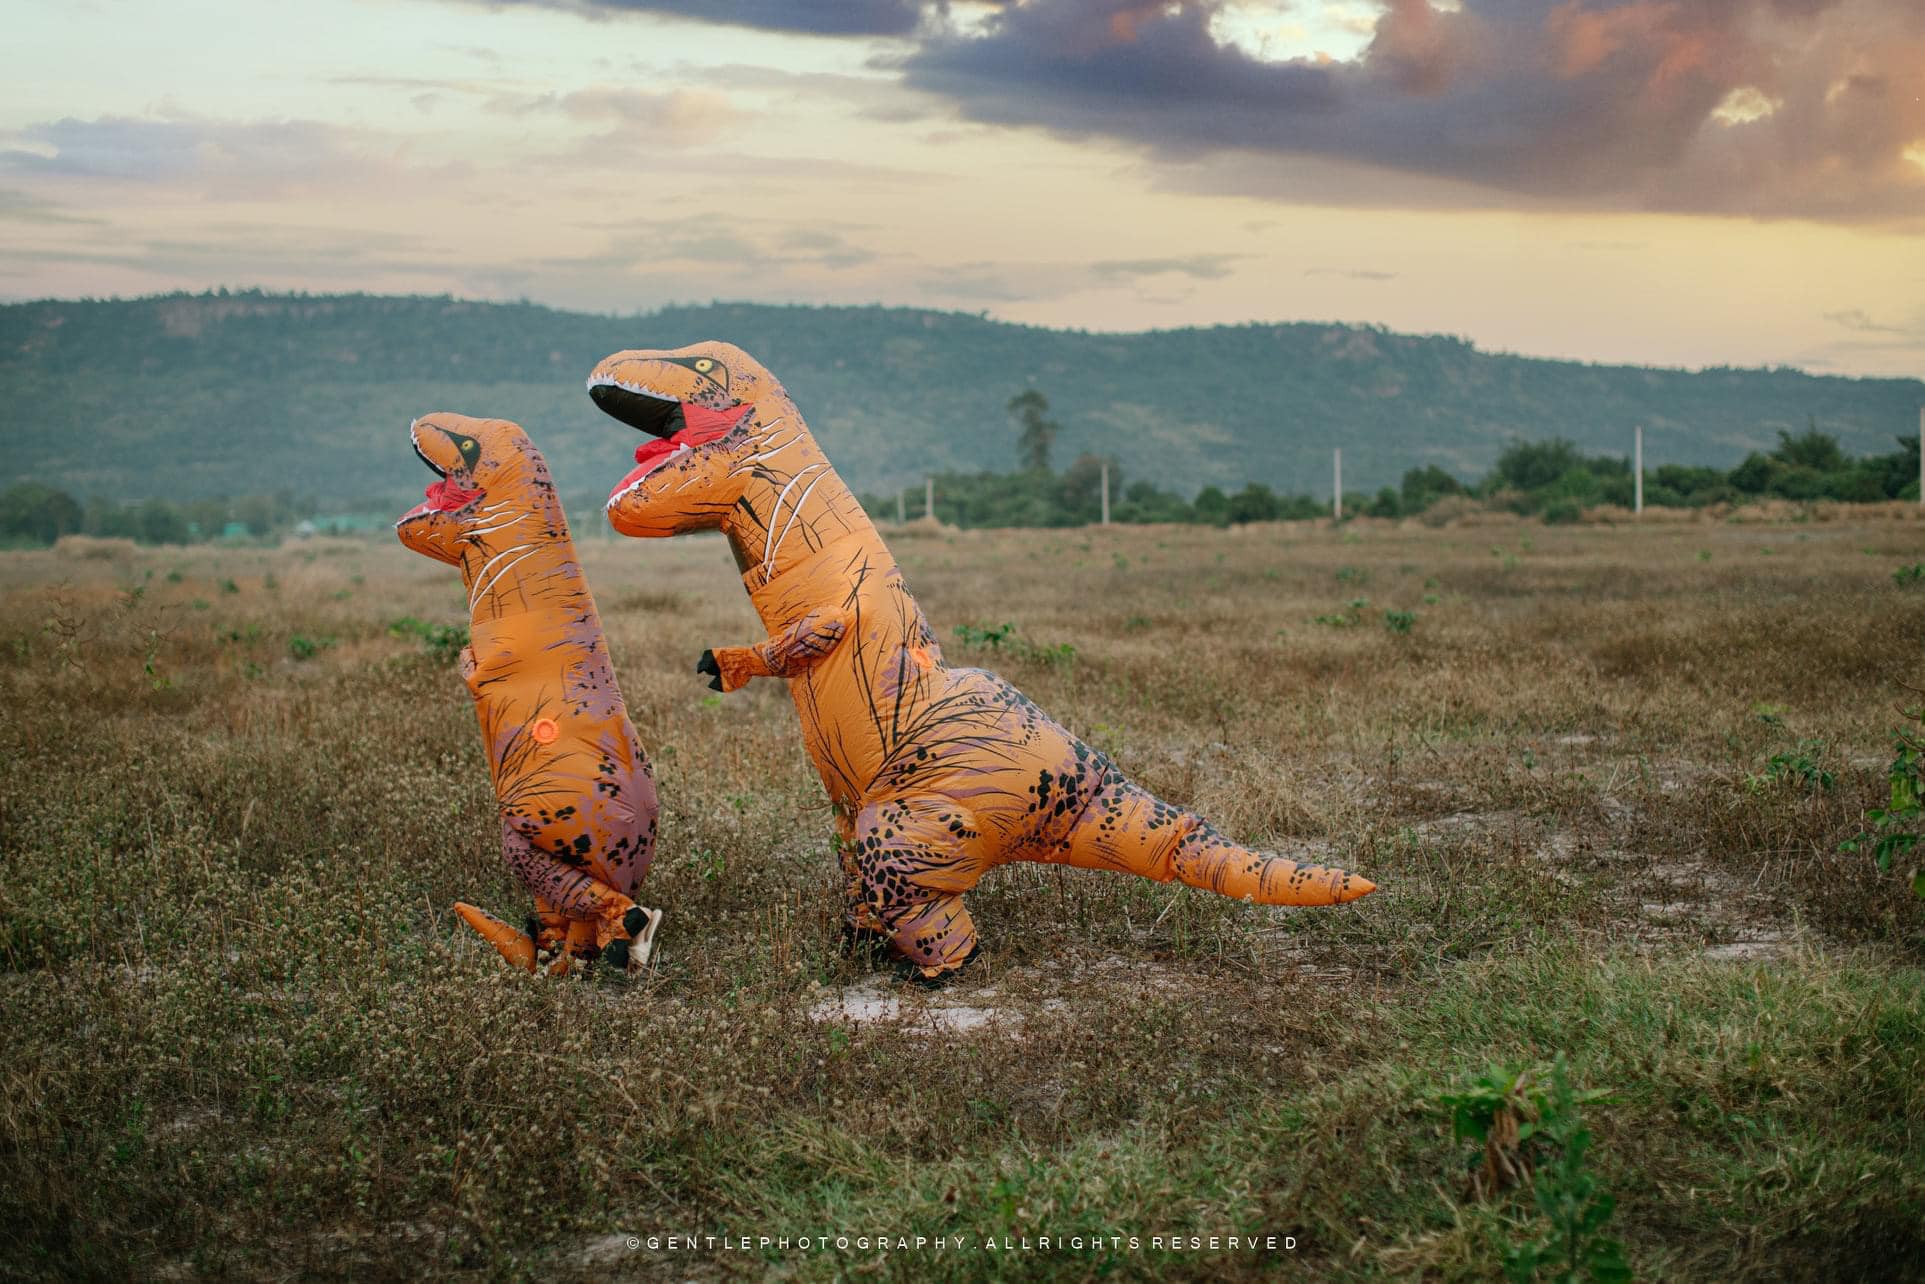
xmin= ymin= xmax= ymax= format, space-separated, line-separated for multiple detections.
xmin=894 ymin=943 xmax=983 ymax=991
xmin=598 ymin=905 xmax=665 ymax=979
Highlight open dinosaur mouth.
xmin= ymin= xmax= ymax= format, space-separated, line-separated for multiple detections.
xmin=603 ymin=399 xmax=755 ymax=501
xmin=589 ymin=379 xmax=685 ymax=439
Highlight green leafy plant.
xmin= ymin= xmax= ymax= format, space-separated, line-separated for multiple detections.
xmin=288 ymin=635 xmax=334 ymax=661
xmin=1383 ymin=609 xmax=1417 ymax=634
xmin=1841 ymin=706 xmax=1925 ymax=898
xmin=955 ymin=620 xmax=1017 ymax=650
xmin=1747 ymin=737 xmax=1835 ymax=793
xmin=1437 ymin=1056 xmax=1627 ymax=1282
xmin=388 ymin=616 xmax=468 ymax=665
xmin=955 ymin=621 xmax=1076 ymax=667
xmin=1893 ymin=564 xmax=1925 ymax=585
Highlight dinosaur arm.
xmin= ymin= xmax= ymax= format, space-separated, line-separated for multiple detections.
xmin=698 ymin=609 xmax=850 ymax=692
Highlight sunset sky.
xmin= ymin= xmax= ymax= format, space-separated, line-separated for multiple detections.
xmin=3 ymin=0 xmax=1922 ymax=375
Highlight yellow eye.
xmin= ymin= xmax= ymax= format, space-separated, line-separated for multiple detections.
xmin=693 ymin=358 xmax=714 ymax=373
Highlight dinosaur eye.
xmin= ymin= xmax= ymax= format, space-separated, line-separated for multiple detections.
xmin=693 ymin=358 xmax=714 ymax=373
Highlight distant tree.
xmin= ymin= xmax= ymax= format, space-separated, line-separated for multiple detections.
xmin=134 ymin=499 xmax=190 ymax=545
xmin=1059 ymin=453 xmax=1115 ymax=519
xmin=1729 ymin=451 xmax=1775 ymax=495
xmin=0 ymin=483 xmax=83 ymax=545
xmin=1400 ymin=464 xmax=1465 ymax=512
xmin=1192 ymin=485 xmax=1230 ymax=527
xmin=1226 ymin=482 xmax=1281 ymax=524
xmin=1491 ymin=439 xmax=1585 ymax=493
xmin=1007 ymin=390 xmax=1059 ymax=473
xmin=1772 ymin=424 xmax=1846 ymax=473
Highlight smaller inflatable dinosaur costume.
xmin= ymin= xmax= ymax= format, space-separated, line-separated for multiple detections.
xmin=397 ymin=413 xmax=662 ymax=976
xmin=585 ymin=342 xmax=1374 ymax=982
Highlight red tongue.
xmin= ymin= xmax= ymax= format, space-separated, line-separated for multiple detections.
xmin=424 ymin=479 xmax=482 ymax=511
xmin=613 ymin=402 xmax=753 ymax=499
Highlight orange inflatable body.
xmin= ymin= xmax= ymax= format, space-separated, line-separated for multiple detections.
xmin=585 ymin=344 xmax=1374 ymax=981
xmin=397 ymin=413 xmax=661 ymax=975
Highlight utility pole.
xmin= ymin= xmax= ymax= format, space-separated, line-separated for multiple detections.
xmin=1634 ymin=425 xmax=1644 ymax=516
xmin=1333 ymin=448 xmax=1343 ymax=520
xmin=896 ymin=488 xmax=905 ymax=524
xmin=1100 ymin=461 xmax=1110 ymax=526
xmin=924 ymin=477 xmax=933 ymax=521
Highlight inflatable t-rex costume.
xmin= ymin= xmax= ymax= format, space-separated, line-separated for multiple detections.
xmin=584 ymin=343 xmax=1374 ymax=981
xmin=397 ymin=412 xmax=662 ymax=976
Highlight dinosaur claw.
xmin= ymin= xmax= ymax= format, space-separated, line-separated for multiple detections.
xmin=696 ymin=649 xmax=719 ymax=676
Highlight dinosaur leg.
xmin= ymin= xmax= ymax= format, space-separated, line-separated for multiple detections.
xmin=851 ymin=797 xmax=990 ymax=981
xmin=1048 ymin=780 xmax=1375 ymax=906
xmin=499 ymin=818 xmax=656 ymax=959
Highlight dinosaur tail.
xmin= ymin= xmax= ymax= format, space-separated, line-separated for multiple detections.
xmin=1053 ymin=783 xmax=1376 ymax=906
xmin=453 ymin=901 xmax=538 ymax=972
xmin=1173 ymin=839 xmax=1375 ymax=906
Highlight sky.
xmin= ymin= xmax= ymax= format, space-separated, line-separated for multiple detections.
xmin=2 ymin=0 xmax=1922 ymax=376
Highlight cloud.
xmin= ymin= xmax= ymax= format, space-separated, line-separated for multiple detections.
xmin=535 ymin=213 xmax=884 ymax=277
xmin=460 ymin=0 xmax=931 ymax=36
xmin=0 ymin=222 xmax=450 ymax=282
xmin=1304 ymin=266 xmax=1396 ymax=279
xmin=482 ymin=85 xmax=749 ymax=145
xmin=0 ymin=115 xmax=453 ymax=199
xmin=893 ymin=0 xmax=1925 ymax=222
xmin=1090 ymin=253 xmax=1247 ymax=280
xmin=0 ymin=189 xmax=101 ymax=224
xmin=1823 ymin=308 xmax=1921 ymax=337
xmin=414 ymin=0 xmax=1924 ymax=222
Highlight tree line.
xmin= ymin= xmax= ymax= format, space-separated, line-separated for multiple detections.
xmin=4 ymin=402 xmax=1917 ymax=547
xmin=0 ymin=486 xmax=325 ymax=547
xmin=855 ymin=396 xmax=1922 ymax=529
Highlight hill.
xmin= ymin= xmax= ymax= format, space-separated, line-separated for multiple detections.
xmin=2 ymin=290 xmax=1919 ymax=509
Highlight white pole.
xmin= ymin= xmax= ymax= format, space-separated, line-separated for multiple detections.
xmin=1634 ymin=425 xmax=1644 ymax=516
xmin=924 ymin=477 xmax=933 ymax=521
xmin=1100 ymin=461 xmax=1110 ymax=526
xmin=1333 ymin=448 xmax=1343 ymax=520
xmin=896 ymin=488 xmax=905 ymax=524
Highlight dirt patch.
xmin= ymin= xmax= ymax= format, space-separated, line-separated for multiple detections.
xmin=808 ymin=977 xmax=1022 ymax=1037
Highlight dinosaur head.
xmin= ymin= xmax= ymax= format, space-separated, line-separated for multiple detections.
xmin=587 ymin=340 xmax=794 ymax=537
xmin=395 ymin=412 xmax=541 ymax=566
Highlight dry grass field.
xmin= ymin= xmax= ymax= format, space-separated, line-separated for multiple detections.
xmin=1 ymin=516 xmax=1921 ymax=1280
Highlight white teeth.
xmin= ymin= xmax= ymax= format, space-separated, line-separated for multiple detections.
xmin=587 ymin=374 xmax=678 ymax=402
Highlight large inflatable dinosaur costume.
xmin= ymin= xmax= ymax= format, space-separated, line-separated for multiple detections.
xmin=584 ymin=343 xmax=1374 ymax=981
xmin=397 ymin=413 xmax=662 ymax=976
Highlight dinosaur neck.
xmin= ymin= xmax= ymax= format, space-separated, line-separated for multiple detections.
xmin=458 ymin=494 xmax=594 ymax=625
xmin=721 ymin=431 xmax=887 ymax=597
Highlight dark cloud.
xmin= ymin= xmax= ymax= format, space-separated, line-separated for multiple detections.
xmin=892 ymin=0 xmax=1925 ymax=222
